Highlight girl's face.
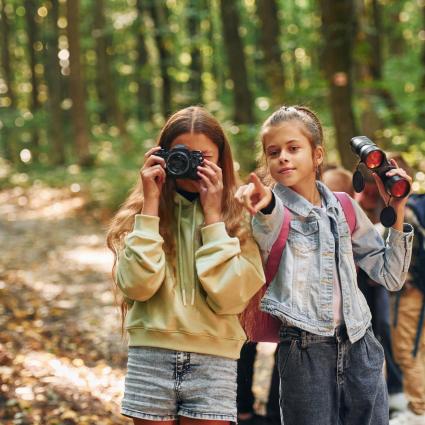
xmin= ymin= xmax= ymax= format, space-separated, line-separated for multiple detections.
xmin=263 ymin=120 xmax=323 ymax=193
xmin=170 ymin=132 xmax=219 ymax=192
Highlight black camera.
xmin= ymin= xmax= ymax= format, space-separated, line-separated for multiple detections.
xmin=156 ymin=144 xmax=204 ymax=180
xmin=350 ymin=136 xmax=410 ymax=199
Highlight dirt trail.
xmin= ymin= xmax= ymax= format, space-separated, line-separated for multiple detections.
xmin=0 ymin=186 xmax=274 ymax=424
xmin=0 ymin=187 xmax=130 ymax=424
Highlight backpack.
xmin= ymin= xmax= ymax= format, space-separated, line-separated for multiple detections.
xmin=394 ymin=193 xmax=425 ymax=357
xmin=242 ymin=192 xmax=356 ymax=343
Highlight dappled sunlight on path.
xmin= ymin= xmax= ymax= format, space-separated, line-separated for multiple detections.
xmin=0 ymin=186 xmax=131 ymax=424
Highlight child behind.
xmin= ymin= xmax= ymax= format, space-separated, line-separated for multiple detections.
xmin=322 ymin=166 xmax=354 ymax=197
xmin=235 ymin=105 xmax=414 ymax=425
xmin=107 ymin=106 xmax=265 ymax=425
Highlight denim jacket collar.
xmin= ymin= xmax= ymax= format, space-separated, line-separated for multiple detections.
xmin=274 ymin=181 xmax=340 ymax=217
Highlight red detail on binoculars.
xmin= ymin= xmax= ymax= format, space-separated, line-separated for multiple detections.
xmin=390 ymin=179 xmax=410 ymax=198
xmin=365 ymin=150 xmax=384 ymax=169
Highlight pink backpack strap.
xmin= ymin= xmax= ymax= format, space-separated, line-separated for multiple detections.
xmin=334 ymin=192 xmax=356 ymax=235
xmin=265 ymin=207 xmax=291 ymax=284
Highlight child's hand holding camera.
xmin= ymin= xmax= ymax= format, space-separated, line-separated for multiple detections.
xmin=140 ymin=146 xmax=166 ymax=216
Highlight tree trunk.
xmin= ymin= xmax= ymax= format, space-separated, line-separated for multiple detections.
xmin=67 ymin=0 xmax=92 ymax=166
xmin=365 ymin=0 xmax=403 ymax=127
xmin=422 ymin=4 xmax=425 ymax=90
xmin=25 ymin=0 xmax=41 ymax=162
xmin=209 ymin=0 xmax=224 ymax=102
xmin=319 ymin=0 xmax=358 ymax=171
xmin=187 ymin=0 xmax=203 ymax=104
xmin=418 ymin=2 xmax=425 ymax=127
xmin=219 ymin=0 xmax=254 ymax=124
xmin=44 ymin=0 xmax=66 ymax=165
xmin=256 ymin=0 xmax=285 ymax=107
xmin=0 ymin=0 xmax=18 ymax=162
xmin=386 ymin=3 xmax=405 ymax=56
xmin=147 ymin=1 xmax=172 ymax=118
xmin=93 ymin=0 xmax=131 ymax=151
xmin=356 ymin=0 xmax=404 ymax=133
xmin=135 ymin=0 xmax=153 ymax=121
xmin=1 ymin=1 xmax=14 ymax=106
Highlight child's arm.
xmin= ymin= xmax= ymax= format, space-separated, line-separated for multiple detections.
xmin=115 ymin=147 xmax=167 ymax=300
xmin=351 ymin=199 xmax=414 ymax=291
xmin=116 ymin=214 xmax=166 ymax=301
xmin=195 ymin=222 xmax=265 ymax=315
xmin=235 ymin=173 xmax=285 ymax=260
xmin=235 ymin=173 xmax=273 ymax=215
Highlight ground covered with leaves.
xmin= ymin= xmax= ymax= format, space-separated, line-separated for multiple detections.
xmin=0 ymin=186 xmax=275 ymax=425
xmin=0 ymin=186 xmax=131 ymax=425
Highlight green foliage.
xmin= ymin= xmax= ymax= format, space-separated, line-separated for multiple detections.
xmin=1 ymin=0 xmax=424 ymax=206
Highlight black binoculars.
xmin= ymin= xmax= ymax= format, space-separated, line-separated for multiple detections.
xmin=350 ymin=136 xmax=410 ymax=199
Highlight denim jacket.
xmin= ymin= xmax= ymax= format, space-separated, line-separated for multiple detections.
xmin=253 ymin=181 xmax=414 ymax=343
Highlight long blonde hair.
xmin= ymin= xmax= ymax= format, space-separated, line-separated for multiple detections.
xmin=106 ymin=106 xmax=250 ymax=330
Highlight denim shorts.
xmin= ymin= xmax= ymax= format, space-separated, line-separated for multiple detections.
xmin=121 ymin=346 xmax=237 ymax=422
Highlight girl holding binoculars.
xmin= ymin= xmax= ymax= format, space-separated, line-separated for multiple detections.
xmin=235 ymin=105 xmax=414 ymax=425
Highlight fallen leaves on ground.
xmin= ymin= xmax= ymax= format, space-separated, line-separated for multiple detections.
xmin=0 ymin=186 xmax=131 ymax=425
xmin=0 ymin=185 xmax=275 ymax=424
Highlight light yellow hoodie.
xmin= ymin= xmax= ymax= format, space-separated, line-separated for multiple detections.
xmin=116 ymin=192 xmax=265 ymax=359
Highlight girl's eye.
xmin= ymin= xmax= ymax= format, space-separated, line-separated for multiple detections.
xmin=268 ymin=150 xmax=279 ymax=157
xmin=289 ymin=146 xmax=300 ymax=152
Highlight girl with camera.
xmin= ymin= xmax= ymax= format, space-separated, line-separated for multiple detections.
xmin=235 ymin=105 xmax=414 ymax=425
xmin=106 ymin=106 xmax=265 ymax=425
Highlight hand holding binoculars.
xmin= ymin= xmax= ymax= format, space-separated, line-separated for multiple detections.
xmin=350 ymin=136 xmax=411 ymax=227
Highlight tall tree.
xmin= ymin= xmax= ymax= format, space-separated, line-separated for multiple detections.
xmin=386 ymin=2 xmax=406 ymax=56
xmin=67 ymin=0 xmax=92 ymax=166
xmin=0 ymin=0 xmax=17 ymax=162
xmin=421 ymin=2 xmax=425 ymax=91
xmin=208 ymin=0 xmax=225 ymax=102
xmin=147 ymin=1 xmax=173 ymax=118
xmin=135 ymin=0 xmax=153 ymax=121
xmin=93 ymin=0 xmax=131 ymax=151
xmin=361 ymin=0 xmax=403 ymax=128
xmin=219 ymin=0 xmax=254 ymax=124
xmin=25 ymin=0 xmax=41 ymax=161
xmin=256 ymin=0 xmax=285 ymax=107
xmin=1 ymin=1 xmax=14 ymax=106
xmin=319 ymin=0 xmax=358 ymax=170
xmin=44 ymin=0 xmax=66 ymax=165
xmin=187 ymin=0 xmax=203 ymax=104
xmin=418 ymin=1 xmax=425 ymax=127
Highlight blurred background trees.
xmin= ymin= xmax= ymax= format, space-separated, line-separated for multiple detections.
xmin=0 ymin=0 xmax=424 ymax=212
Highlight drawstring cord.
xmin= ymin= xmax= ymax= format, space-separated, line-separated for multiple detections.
xmin=190 ymin=202 xmax=197 ymax=305
xmin=177 ymin=198 xmax=197 ymax=307
xmin=177 ymin=199 xmax=186 ymax=306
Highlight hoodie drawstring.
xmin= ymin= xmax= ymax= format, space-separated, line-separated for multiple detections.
xmin=177 ymin=198 xmax=197 ymax=306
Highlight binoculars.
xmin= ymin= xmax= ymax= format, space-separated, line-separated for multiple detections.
xmin=350 ymin=136 xmax=410 ymax=199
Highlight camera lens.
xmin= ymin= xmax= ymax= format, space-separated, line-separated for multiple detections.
xmin=167 ymin=151 xmax=189 ymax=177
